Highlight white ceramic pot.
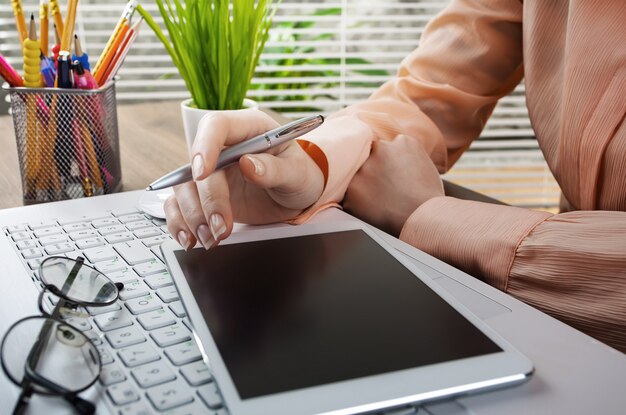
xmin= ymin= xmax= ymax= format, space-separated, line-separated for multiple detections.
xmin=180 ymin=98 xmax=259 ymax=154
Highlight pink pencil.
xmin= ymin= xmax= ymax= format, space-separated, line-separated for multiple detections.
xmin=0 ymin=52 xmax=24 ymax=87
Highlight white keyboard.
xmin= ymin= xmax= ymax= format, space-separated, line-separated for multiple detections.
xmin=3 ymin=208 xmax=467 ymax=415
xmin=3 ymin=208 xmax=227 ymax=415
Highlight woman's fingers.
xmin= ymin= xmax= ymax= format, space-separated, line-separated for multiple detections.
xmin=238 ymin=141 xmax=325 ymax=210
xmin=171 ymin=182 xmax=214 ymax=249
xmin=195 ymin=169 xmax=234 ymax=246
xmin=163 ymin=195 xmax=196 ymax=250
xmin=190 ymin=110 xmax=280 ymax=181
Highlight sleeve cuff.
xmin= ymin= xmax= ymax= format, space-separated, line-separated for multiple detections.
xmin=289 ymin=114 xmax=374 ymax=224
xmin=399 ymin=196 xmax=552 ymax=290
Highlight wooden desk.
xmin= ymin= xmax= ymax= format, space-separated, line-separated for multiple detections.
xmin=1 ymin=101 xmax=191 ymax=209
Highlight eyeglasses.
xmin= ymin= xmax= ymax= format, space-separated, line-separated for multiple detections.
xmin=0 ymin=256 xmax=123 ymax=415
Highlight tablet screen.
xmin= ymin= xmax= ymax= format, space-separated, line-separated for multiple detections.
xmin=175 ymin=230 xmax=501 ymax=400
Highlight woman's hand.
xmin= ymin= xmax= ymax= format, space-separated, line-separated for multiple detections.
xmin=343 ymin=134 xmax=444 ymax=236
xmin=165 ymin=110 xmax=325 ymax=249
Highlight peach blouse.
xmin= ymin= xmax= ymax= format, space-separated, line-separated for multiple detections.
xmin=297 ymin=0 xmax=626 ymax=352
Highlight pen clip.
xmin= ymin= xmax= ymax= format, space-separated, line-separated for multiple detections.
xmin=275 ymin=115 xmax=324 ymax=139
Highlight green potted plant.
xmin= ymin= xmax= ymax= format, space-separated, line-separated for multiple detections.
xmin=137 ymin=0 xmax=278 ymax=150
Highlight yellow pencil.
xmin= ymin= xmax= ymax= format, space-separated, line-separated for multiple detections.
xmin=49 ymin=0 xmax=64 ymax=36
xmin=40 ymin=0 xmax=49 ymax=56
xmin=60 ymin=0 xmax=79 ymax=53
xmin=11 ymin=0 xmax=28 ymax=46
xmin=92 ymin=0 xmax=137 ymax=78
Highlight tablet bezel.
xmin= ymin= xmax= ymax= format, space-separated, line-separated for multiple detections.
xmin=162 ymin=219 xmax=533 ymax=415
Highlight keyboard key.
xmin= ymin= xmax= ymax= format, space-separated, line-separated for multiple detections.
xmin=142 ymin=235 xmax=171 ymax=247
xmin=118 ymin=401 xmax=154 ymax=415
xmin=169 ymin=301 xmax=186 ymax=318
xmin=146 ymin=379 xmax=194 ymax=411
xmin=138 ymin=309 xmax=176 ymax=331
xmin=87 ymin=302 xmax=122 ymax=316
xmin=165 ymin=340 xmax=202 ymax=366
xmin=119 ymin=279 xmax=150 ymax=300
xmin=65 ymin=251 xmax=91 ymax=263
xmin=156 ymin=286 xmax=179 ymax=303
xmin=34 ymin=227 xmax=62 ymax=238
xmin=108 ymin=268 xmax=139 ymax=284
xmin=118 ymin=343 xmax=160 ymax=367
xmin=97 ymin=345 xmax=115 ymax=365
xmin=100 ymin=364 xmax=127 ymax=386
xmin=126 ymin=220 xmax=153 ymax=231
xmin=22 ymin=248 xmax=42 ymax=259
xmin=134 ymin=228 xmax=162 ymax=239
xmin=6 ymin=224 xmax=26 ymax=233
xmin=76 ymin=237 xmax=105 ymax=249
xmin=63 ymin=316 xmax=92 ymax=331
xmin=45 ymin=242 xmax=75 ymax=255
xmin=27 ymin=258 xmax=45 ymax=270
xmin=180 ymin=361 xmax=212 ymax=386
xmin=16 ymin=239 xmax=38 ymax=250
xmin=144 ymin=271 xmax=174 ymax=292
xmin=106 ymin=233 xmax=134 ymax=244
xmin=112 ymin=208 xmax=139 ymax=217
xmin=99 ymin=224 xmax=126 ymax=236
xmin=83 ymin=330 xmax=104 ymax=345
xmin=69 ymin=229 xmax=99 ymax=241
xmin=152 ymin=218 xmax=166 ymax=226
xmin=118 ymin=214 xmax=145 ymax=224
xmin=95 ymin=309 xmax=133 ymax=332
xmin=126 ymin=294 xmax=163 ymax=315
xmin=108 ymin=381 xmax=140 ymax=405
xmin=197 ymin=383 xmax=223 ymax=409
xmin=96 ymin=258 xmax=128 ymax=274
xmin=131 ymin=360 xmax=176 ymax=388
xmin=92 ymin=217 xmax=120 ymax=228
xmin=136 ymin=262 xmax=168 ymax=278
xmin=63 ymin=222 xmax=91 ymax=233
xmin=151 ymin=246 xmax=165 ymax=262
xmin=84 ymin=246 xmax=118 ymax=263
xmin=12 ymin=231 xmax=32 ymax=242
xmin=115 ymin=241 xmax=155 ymax=265
xmin=39 ymin=234 xmax=69 ymax=246
xmin=151 ymin=324 xmax=191 ymax=348
xmin=28 ymin=219 xmax=57 ymax=230
xmin=106 ymin=326 xmax=147 ymax=349
xmin=58 ymin=214 xmax=108 ymax=226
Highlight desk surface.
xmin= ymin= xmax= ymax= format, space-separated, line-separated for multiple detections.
xmin=0 ymin=101 xmax=192 ymax=209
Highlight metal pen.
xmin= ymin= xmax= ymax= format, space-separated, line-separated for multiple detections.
xmin=147 ymin=114 xmax=324 ymax=191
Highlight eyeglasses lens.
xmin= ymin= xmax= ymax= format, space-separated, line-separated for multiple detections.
xmin=1 ymin=316 xmax=100 ymax=394
xmin=40 ymin=257 xmax=118 ymax=304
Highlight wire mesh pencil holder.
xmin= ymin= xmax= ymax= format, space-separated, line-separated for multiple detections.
xmin=4 ymin=82 xmax=122 ymax=205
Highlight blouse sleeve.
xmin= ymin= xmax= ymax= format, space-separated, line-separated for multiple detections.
xmin=291 ymin=0 xmax=525 ymax=224
xmin=399 ymin=197 xmax=626 ymax=352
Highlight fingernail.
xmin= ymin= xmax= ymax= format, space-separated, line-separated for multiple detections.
xmin=246 ymin=155 xmax=265 ymax=176
xmin=210 ymin=213 xmax=226 ymax=241
xmin=192 ymin=154 xmax=204 ymax=180
xmin=177 ymin=230 xmax=190 ymax=250
xmin=197 ymin=224 xmax=214 ymax=250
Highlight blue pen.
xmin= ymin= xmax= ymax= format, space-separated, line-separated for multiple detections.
xmin=72 ymin=34 xmax=90 ymax=71
xmin=40 ymin=53 xmax=57 ymax=87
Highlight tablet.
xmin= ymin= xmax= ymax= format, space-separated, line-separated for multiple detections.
xmin=162 ymin=220 xmax=533 ymax=415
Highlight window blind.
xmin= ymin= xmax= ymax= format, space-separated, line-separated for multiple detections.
xmin=0 ymin=0 xmax=559 ymax=210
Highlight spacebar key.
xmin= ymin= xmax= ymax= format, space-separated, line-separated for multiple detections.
xmin=114 ymin=241 xmax=155 ymax=265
